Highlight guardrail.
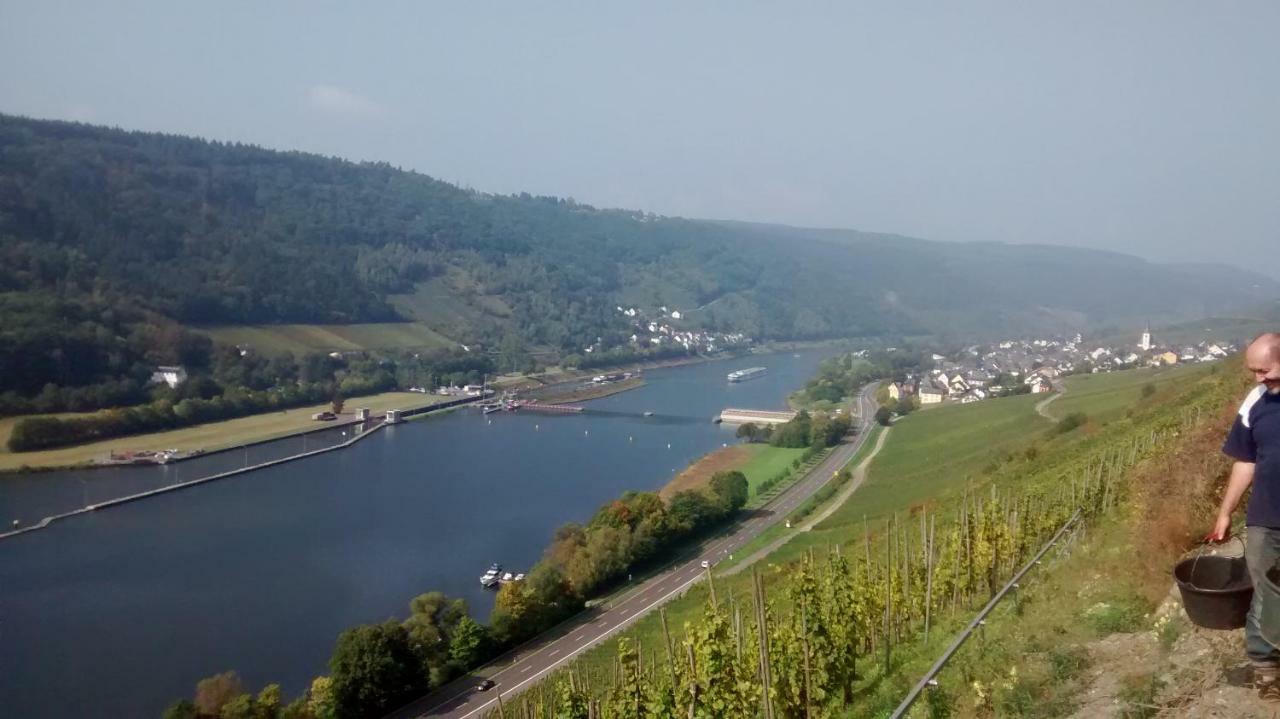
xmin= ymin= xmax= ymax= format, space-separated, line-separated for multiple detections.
xmin=888 ymin=508 xmax=1083 ymax=719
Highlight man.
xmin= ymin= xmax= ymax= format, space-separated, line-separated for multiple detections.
xmin=1211 ymin=332 xmax=1280 ymax=698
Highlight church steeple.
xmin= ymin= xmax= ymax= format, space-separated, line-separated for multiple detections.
xmin=1139 ymin=322 xmax=1152 ymax=351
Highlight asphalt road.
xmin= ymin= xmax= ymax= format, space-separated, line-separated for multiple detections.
xmin=388 ymin=385 xmax=880 ymax=719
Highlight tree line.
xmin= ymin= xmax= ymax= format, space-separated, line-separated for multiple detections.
xmin=6 ymin=346 xmax=496 ymax=451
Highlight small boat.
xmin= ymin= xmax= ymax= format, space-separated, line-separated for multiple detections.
xmin=643 ymin=411 xmax=654 ymax=417
xmin=513 ymin=573 xmax=525 ymax=581
xmin=502 ymin=572 xmax=514 ymax=582
xmin=480 ymin=562 xmax=503 ymax=587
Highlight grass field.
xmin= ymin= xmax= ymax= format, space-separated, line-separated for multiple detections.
xmin=817 ymin=392 xmax=1047 ymax=530
xmin=1050 ymin=362 xmax=1219 ymax=424
xmin=199 ymin=322 xmax=457 ymax=355
xmin=738 ymin=444 xmax=807 ymax=497
xmin=0 ymin=392 xmax=446 ymax=472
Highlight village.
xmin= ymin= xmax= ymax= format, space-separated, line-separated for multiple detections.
xmin=588 ymin=304 xmax=749 ymax=356
xmin=884 ymin=326 xmax=1239 ymax=407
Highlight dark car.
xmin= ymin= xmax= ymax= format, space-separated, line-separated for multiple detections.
xmin=476 ymin=678 xmax=496 ymax=691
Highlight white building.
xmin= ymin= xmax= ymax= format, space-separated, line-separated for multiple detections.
xmin=149 ymin=365 xmax=188 ymax=388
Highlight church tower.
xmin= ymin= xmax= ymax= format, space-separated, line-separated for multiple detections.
xmin=1139 ymin=324 xmax=1152 ymax=351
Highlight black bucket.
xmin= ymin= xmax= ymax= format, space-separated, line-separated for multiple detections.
xmin=1174 ymin=554 xmax=1252 ymax=630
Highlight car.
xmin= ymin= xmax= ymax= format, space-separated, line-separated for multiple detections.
xmin=476 ymin=678 xmax=496 ymax=691
xmin=699 ymin=560 xmax=710 ymax=568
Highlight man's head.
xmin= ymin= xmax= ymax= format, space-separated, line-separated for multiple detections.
xmin=1246 ymin=333 xmax=1280 ymax=394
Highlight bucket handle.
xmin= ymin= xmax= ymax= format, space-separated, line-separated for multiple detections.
xmin=1190 ymin=532 xmax=1244 ymax=583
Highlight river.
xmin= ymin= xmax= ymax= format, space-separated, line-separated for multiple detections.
xmin=0 ymin=348 xmax=837 ymax=718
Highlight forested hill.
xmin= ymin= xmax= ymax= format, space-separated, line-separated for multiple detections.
xmin=1 ymin=113 xmax=1275 ymax=356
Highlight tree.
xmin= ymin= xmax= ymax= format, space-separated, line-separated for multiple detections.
xmin=219 ymin=694 xmax=255 ymax=719
xmin=331 ymin=394 xmax=345 ymax=415
xmin=194 ymin=671 xmax=244 ymax=718
xmin=162 ymin=700 xmax=198 ymax=719
xmin=255 ymin=684 xmax=283 ymax=719
xmin=404 ymin=591 xmax=469 ymax=686
xmin=306 ymin=677 xmax=335 ymax=719
xmin=448 ymin=615 xmax=492 ymax=669
xmin=875 ymin=406 xmax=893 ymax=426
xmin=735 ymin=422 xmax=761 ymax=442
xmin=329 ymin=622 xmax=426 ymax=719
xmin=708 ymin=470 xmax=749 ymax=514
xmin=667 ymin=490 xmax=717 ymax=533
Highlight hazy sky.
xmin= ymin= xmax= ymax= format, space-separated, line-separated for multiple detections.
xmin=2 ymin=2 xmax=1277 ymax=267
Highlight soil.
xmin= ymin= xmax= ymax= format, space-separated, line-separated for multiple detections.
xmin=658 ymin=445 xmax=752 ymax=500
xmin=1066 ymin=582 xmax=1280 ymax=719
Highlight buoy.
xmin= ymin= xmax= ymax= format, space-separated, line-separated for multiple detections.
xmin=629 ymin=436 xmax=633 ymax=442
xmin=585 ymin=430 xmax=589 ymax=436
xmin=667 ymin=443 xmax=671 ymax=449
xmin=535 ymin=424 xmax=539 ymax=430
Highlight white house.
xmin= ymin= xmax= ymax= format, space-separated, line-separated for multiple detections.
xmin=670 ymin=310 xmax=682 ymax=320
xmin=918 ymin=385 xmax=946 ymax=404
xmin=149 ymin=365 xmax=188 ymax=388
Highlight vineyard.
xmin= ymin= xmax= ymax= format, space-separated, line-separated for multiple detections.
xmin=479 ymin=365 xmax=1229 ymax=718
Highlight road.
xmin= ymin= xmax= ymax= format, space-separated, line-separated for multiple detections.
xmin=388 ymin=385 xmax=880 ymax=719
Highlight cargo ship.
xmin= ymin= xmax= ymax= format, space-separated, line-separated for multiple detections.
xmin=727 ymin=366 xmax=767 ymax=382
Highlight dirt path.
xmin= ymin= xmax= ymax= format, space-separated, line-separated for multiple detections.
xmin=1036 ymin=386 xmax=1065 ymax=421
xmin=725 ymin=425 xmax=891 ymax=575
xmin=659 ymin=445 xmax=752 ymax=500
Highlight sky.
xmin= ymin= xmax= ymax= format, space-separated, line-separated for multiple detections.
xmin=1 ymin=1 xmax=1277 ymax=268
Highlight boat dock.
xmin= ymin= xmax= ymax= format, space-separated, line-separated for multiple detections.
xmin=716 ymin=408 xmax=798 ymax=425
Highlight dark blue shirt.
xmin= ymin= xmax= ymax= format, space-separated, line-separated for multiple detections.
xmin=1223 ymin=386 xmax=1280 ymax=528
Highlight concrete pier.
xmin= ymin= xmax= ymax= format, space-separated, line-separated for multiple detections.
xmin=717 ymin=408 xmax=798 ymax=425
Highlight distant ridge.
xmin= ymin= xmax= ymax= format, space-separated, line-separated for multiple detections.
xmin=1 ymin=112 xmax=1276 ymax=356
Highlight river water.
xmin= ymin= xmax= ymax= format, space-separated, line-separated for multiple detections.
xmin=0 ymin=349 xmax=836 ymax=718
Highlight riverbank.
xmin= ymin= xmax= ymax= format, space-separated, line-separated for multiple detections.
xmin=0 ymin=391 xmax=448 ymax=473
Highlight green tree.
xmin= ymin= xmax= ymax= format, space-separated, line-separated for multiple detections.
xmin=306 ymin=677 xmax=335 ymax=719
xmin=219 ymin=694 xmax=255 ymax=719
xmin=404 ymin=592 xmax=468 ymax=685
xmin=735 ymin=422 xmax=761 ymax=442
xmin=162 ymin=700 xmax=198 ymax=719
xmin=329 ymin=622 xmax=426 ymax=719
xmin=255 ymin=684 xmax=283 ymax=719
xmin=708 ymin=470 xmax=749 ymax=514
xmin=874 ymin=406 xmax=893 ymax=426
xmin=448 ymin=615 xmax=492 ymax=669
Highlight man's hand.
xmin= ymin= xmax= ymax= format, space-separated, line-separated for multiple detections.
xmin=1206 ymin=514 xmax=1232 ymax=543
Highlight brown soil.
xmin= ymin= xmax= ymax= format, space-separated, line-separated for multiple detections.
xmin=1065 ymin=585 xmax=1280 ymax=719
xmin=658 ymin=445 xmax=753 ymax=500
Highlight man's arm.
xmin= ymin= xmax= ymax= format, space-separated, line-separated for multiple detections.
xmin=1211 ymin=461 xmax=1256 ymax=541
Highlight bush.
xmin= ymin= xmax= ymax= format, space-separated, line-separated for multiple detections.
xmin=1082 ymin=594 xmax=1148 ymax=635
xmin=1052 ymin=412 xmax=1088 ymax=435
